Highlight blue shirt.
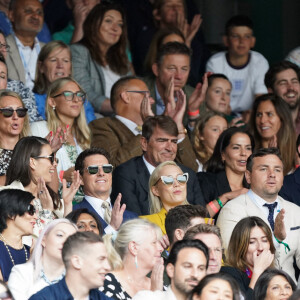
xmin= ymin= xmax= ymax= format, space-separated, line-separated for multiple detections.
xmin=29 ymin=277 xmax=112 ymax=300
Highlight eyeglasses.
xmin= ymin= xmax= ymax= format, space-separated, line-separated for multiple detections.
xmin=53 ymin=91 xmax=86 ymax=102
xmin=86 ymin=164 xmax=113 ymax=175
xmin=126 ymin=90 xmax=150 ymax=98
xmin=0 ymin=107 xmax=28 ymax=118
xmin=0 ymin=43 xmax=10 ymax=51
xmin=155 ymin=173 xmax=189 ymax=186
xmin=27 ymin=204 xmax=36 ymax=216
xmin=33 ymin=153 xmax=59 ymax=165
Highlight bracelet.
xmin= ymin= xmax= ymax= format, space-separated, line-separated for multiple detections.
xmin=178 ymin=128 xmax=187 ymax=135
xmin=187 ymin=109 xmax=200 ymax=116
xmin=59 ymin=170 xmax=64 ymax=183
xmin=274 ymin=236 xmax=290 ymax=254
xmin=216 ymin=197 xmax=224 ymax=208
xmin=208 ymin=201 xmax=219 ymax=214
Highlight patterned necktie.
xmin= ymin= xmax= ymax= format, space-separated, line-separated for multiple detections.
xmin=263 ymin=202 xmax=278 ymax=231
xmin=101 ymin=201 xmax=111 ymax=224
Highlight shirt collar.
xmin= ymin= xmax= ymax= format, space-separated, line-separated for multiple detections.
xmin=142 ymin=155 xmax=156 ymax=174
xmin=14 ymin=34 xmax=40 ymax=49
xmin=115 ymin=115 xmax=140 ymax=135
xmin=85 ymin=195 xmax=111 ymax=212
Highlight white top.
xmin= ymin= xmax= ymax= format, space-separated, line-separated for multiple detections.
xmin=8 ymin=262 xmax=48 ymax=300
xmin=206 ymin=50 xmax=269 ymax=112
xmin=133 ymin=287 xmax=177 ymax=300
xmin=84 ymin=195 xmax=115 ymax=234
xmin=102 ymin=66 xmax=121 ymax=98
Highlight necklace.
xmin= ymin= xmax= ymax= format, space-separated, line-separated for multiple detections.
xmin=0 ymin=233 xmax=28 ymax=265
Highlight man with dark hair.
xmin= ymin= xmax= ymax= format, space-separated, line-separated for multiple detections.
xmin=133 ymin=239 xmax=208 ymax=300
xmin=217 ymin=147 xmax=300 ymax=282
xmin=264 ymin=61 xmax=300 ymax=134
xmin=74 ymin=148 xmax=137 ymax=233
xmin=29 ymin=232 xmax=111 ymax=299
xmin=111 ymin=115 xmax=204 ymax=215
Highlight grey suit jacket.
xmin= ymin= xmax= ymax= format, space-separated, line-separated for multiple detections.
xmin=6 ymin=34 xmax=44 ymax=84
xmin=217 ymin=192 xmax=300 ymax=282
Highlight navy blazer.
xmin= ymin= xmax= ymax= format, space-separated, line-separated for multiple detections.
xmin=279 ymin=167 xmax=300 ymax=206
xmin=73 ymin=198 xmax=137 ymax=229
xmin=111 ymin=156 xmax=205 ymax=215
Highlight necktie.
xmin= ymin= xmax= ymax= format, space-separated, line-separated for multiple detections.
xmin=135 ymin=125 xmax=142 ymax=134
xmin=101 ymin=201 xmax=111 ymax=224
xmin=263 ymin=202 xmax=278 ymax=231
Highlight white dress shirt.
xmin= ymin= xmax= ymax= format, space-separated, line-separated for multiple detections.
xmin=115 ymin=115 xmax=141 ymax=136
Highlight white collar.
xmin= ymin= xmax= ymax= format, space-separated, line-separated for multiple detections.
xmin=142 ymin=155 xmax=156 ymax=174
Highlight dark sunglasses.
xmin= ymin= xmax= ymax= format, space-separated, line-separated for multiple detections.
xmin=155 ymin=173 xmax=189 ymax=186
xmin=86 ymin=164 xmax=113 ymax=175
xmin=27 ymin=204 xmax=36 ymax=216
xmin=0 ymin=107 xmax=28 ymax=118
xmin=33 ymin=153 xmax=59 ymax=165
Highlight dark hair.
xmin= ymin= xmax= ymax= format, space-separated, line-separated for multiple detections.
xmin=206 ymin=127 xmax=255 ymax=173
xmin=0 ymin=52 xmax=6 ymax=66
xmin=142 ymin=115 xmax=178 ymax=141
xmin=190 ymin=273 xmax=242 ymax=300
xmin=156 ymin=41 xmax=191 ymax=65
xmin=75 ymin=147 xmax=110 ymax=175
xmin=80 ymin=3 xmax=129 ymax=75
xmin=62 ymin=231 xmax=103 ymax=268
xmin=5 ymin=136 xmax=61 ymax=210
xmin=207 ymin=73 xmax=232 ymax=88
xmin=0 ymin=189 xmax=35 ymax=233
xmin=225 ymin=15 xmax=254 ymax=36
xmin=246 ymin=147 xmax=282 ymax=172
xmin=165 ymin=205 xmax=208 ymax=245
xmin=253 ymin=268 xmax=296 ymax=300
xmin=264 ymin=61 xmax=300 ymax=90
xmin=249 ymin=93 xmax=296 ymax=175
xmin=66 ymin=208 xmax=103 ymax=236
xmin=289 ymin=290 xmax=300 ymax=300
xmin=167 ymin=239 xmax=209 ymax=269
xmin=110 ymin=75 xmax=141 ymax=111
xmin=226 ymin=217 xmax=275 ymax=272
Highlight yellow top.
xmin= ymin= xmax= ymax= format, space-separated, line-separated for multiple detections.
xmin=140 ymin=208 xmax=167 ymax=235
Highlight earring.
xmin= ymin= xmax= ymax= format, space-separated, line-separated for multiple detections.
xmin=134 ymin=255 xmax=138 ymax=268
xmin=52 ymin=106 xmax=56 ymax=111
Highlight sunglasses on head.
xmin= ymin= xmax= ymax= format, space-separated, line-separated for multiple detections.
xmin=86 ymin=164 xmax=113 ymax=175
xmin=27 ymin=204 xmax=36 ymax=216
xmin=33 ymin=153 xmax=59 ymax=165
xmin=156 ymin=173 xmax=189 ymax=185
xmin=0 ymin=107 xmax=28 ymax=118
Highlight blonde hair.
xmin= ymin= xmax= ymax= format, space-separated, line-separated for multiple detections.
xmin=0 ymin=90 xmax=30 ymax=142
xmin=148 ymin=161 xmax=188 ymax=214
xmin=46 ymin=77 xmax=90 ymax=149
xmin=104 ymin=219 xmax=161 ymax=270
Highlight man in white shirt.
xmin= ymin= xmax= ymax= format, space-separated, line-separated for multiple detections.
xmin=133 ymin=239 xmax=209 ymax=300
xmin=73 ymin=148 xmax=137 ymax=233
xmin=6 ymin=0 xmax=45 ymax=89
xmin=217 ymin=148 xmax=300 ymax=282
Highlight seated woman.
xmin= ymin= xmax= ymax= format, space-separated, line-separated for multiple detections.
xmin=197 ymin=127 xmax=254 ymax=218
xmin=249 ymin=94 xmax=296 ymax=175
xmin=33 ymin=40 xmax=95 ymax=123
xmin=192 ymin=112 xmax=228 ymax=171
xmin=189 ymin=272 xmax=242 ymax=300
xmin=31 ymin=77 xmax=91 ymax=186
xmin=253 ymin=268 xmax=296 ymax=300
xmin=0 ymin=189 xmax=37 ymax=282
xmin=70 ymin=3 xmax=132 ymax=115
xmin=66 ymin=208 xmax=103 ymax=236
xmin=101 ymin=219 xmax=163 ymax=299
xmin=0 ymin=90 xmax=29 ymax=186
xmin=140 ymin=161 xmax=189 ymax=235
xmin=221 ymin=216 xmax=275 ymax=299
xmin=8 ymin=219 xmax=77 ymax=300
xmin=5 ymin=136 xmax=80 ymax=235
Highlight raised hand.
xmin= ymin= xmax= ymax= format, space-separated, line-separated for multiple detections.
xmin=37 ymin=177 xmax=54 ymax=211
xmin=140 ymin=94 xmax=154 ymax=122
xmin=110 ymin=193 xmax=126 ymax=230
xmin=150 ymin=257 xmax=164 ymax=291
xmin=47 ymin=125 xmax=69 ymax=153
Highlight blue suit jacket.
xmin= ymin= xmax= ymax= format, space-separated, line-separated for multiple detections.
xmin=279 ymin=167 xmax=300 ymax=206
xmin=73 ymin=198 xmax=137 ymax=229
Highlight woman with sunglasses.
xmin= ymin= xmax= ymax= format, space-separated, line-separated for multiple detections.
xmin=8 ymin=219 xmax=77 ymax=299
xmin=0 ymin=90 xmax=30 ymax=186
xmin=0 ymin=189 xmax=37 ymax=282
xmin=31 ymin=77 xmax=91 ymax=190
xmin=5 ymin=136 xmax=81 ymax=236
xmin=140 ymin=161 xmax=189 ymax=235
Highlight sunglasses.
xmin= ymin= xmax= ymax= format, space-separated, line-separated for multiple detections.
xmin=33 ymin=153 xmax=59 ymax=165
xmin=27 ymin=204 xmax=36 ymax=216
xmin=86 ymin=164 xmax=113 ymax=175
xmin=53 ymin=91 xmax=86 ymax=102
xmin=156 ymin=173 xmax=189 ymax=185
xmin=0 ymin=107 xmax=28 ymax=118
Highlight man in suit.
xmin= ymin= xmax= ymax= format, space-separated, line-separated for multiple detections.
xmin=6 ymin=0 xmax=45 ymax=89
xmin=217 ymin=148 xmax=300 ymax=282
xmin=90 ymin=75 xmax=198 ymax=171
xmin=111 ymin=115 xmax=205 ymax=215
xmin=73 ymin=148 xmax=137 ymax=233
